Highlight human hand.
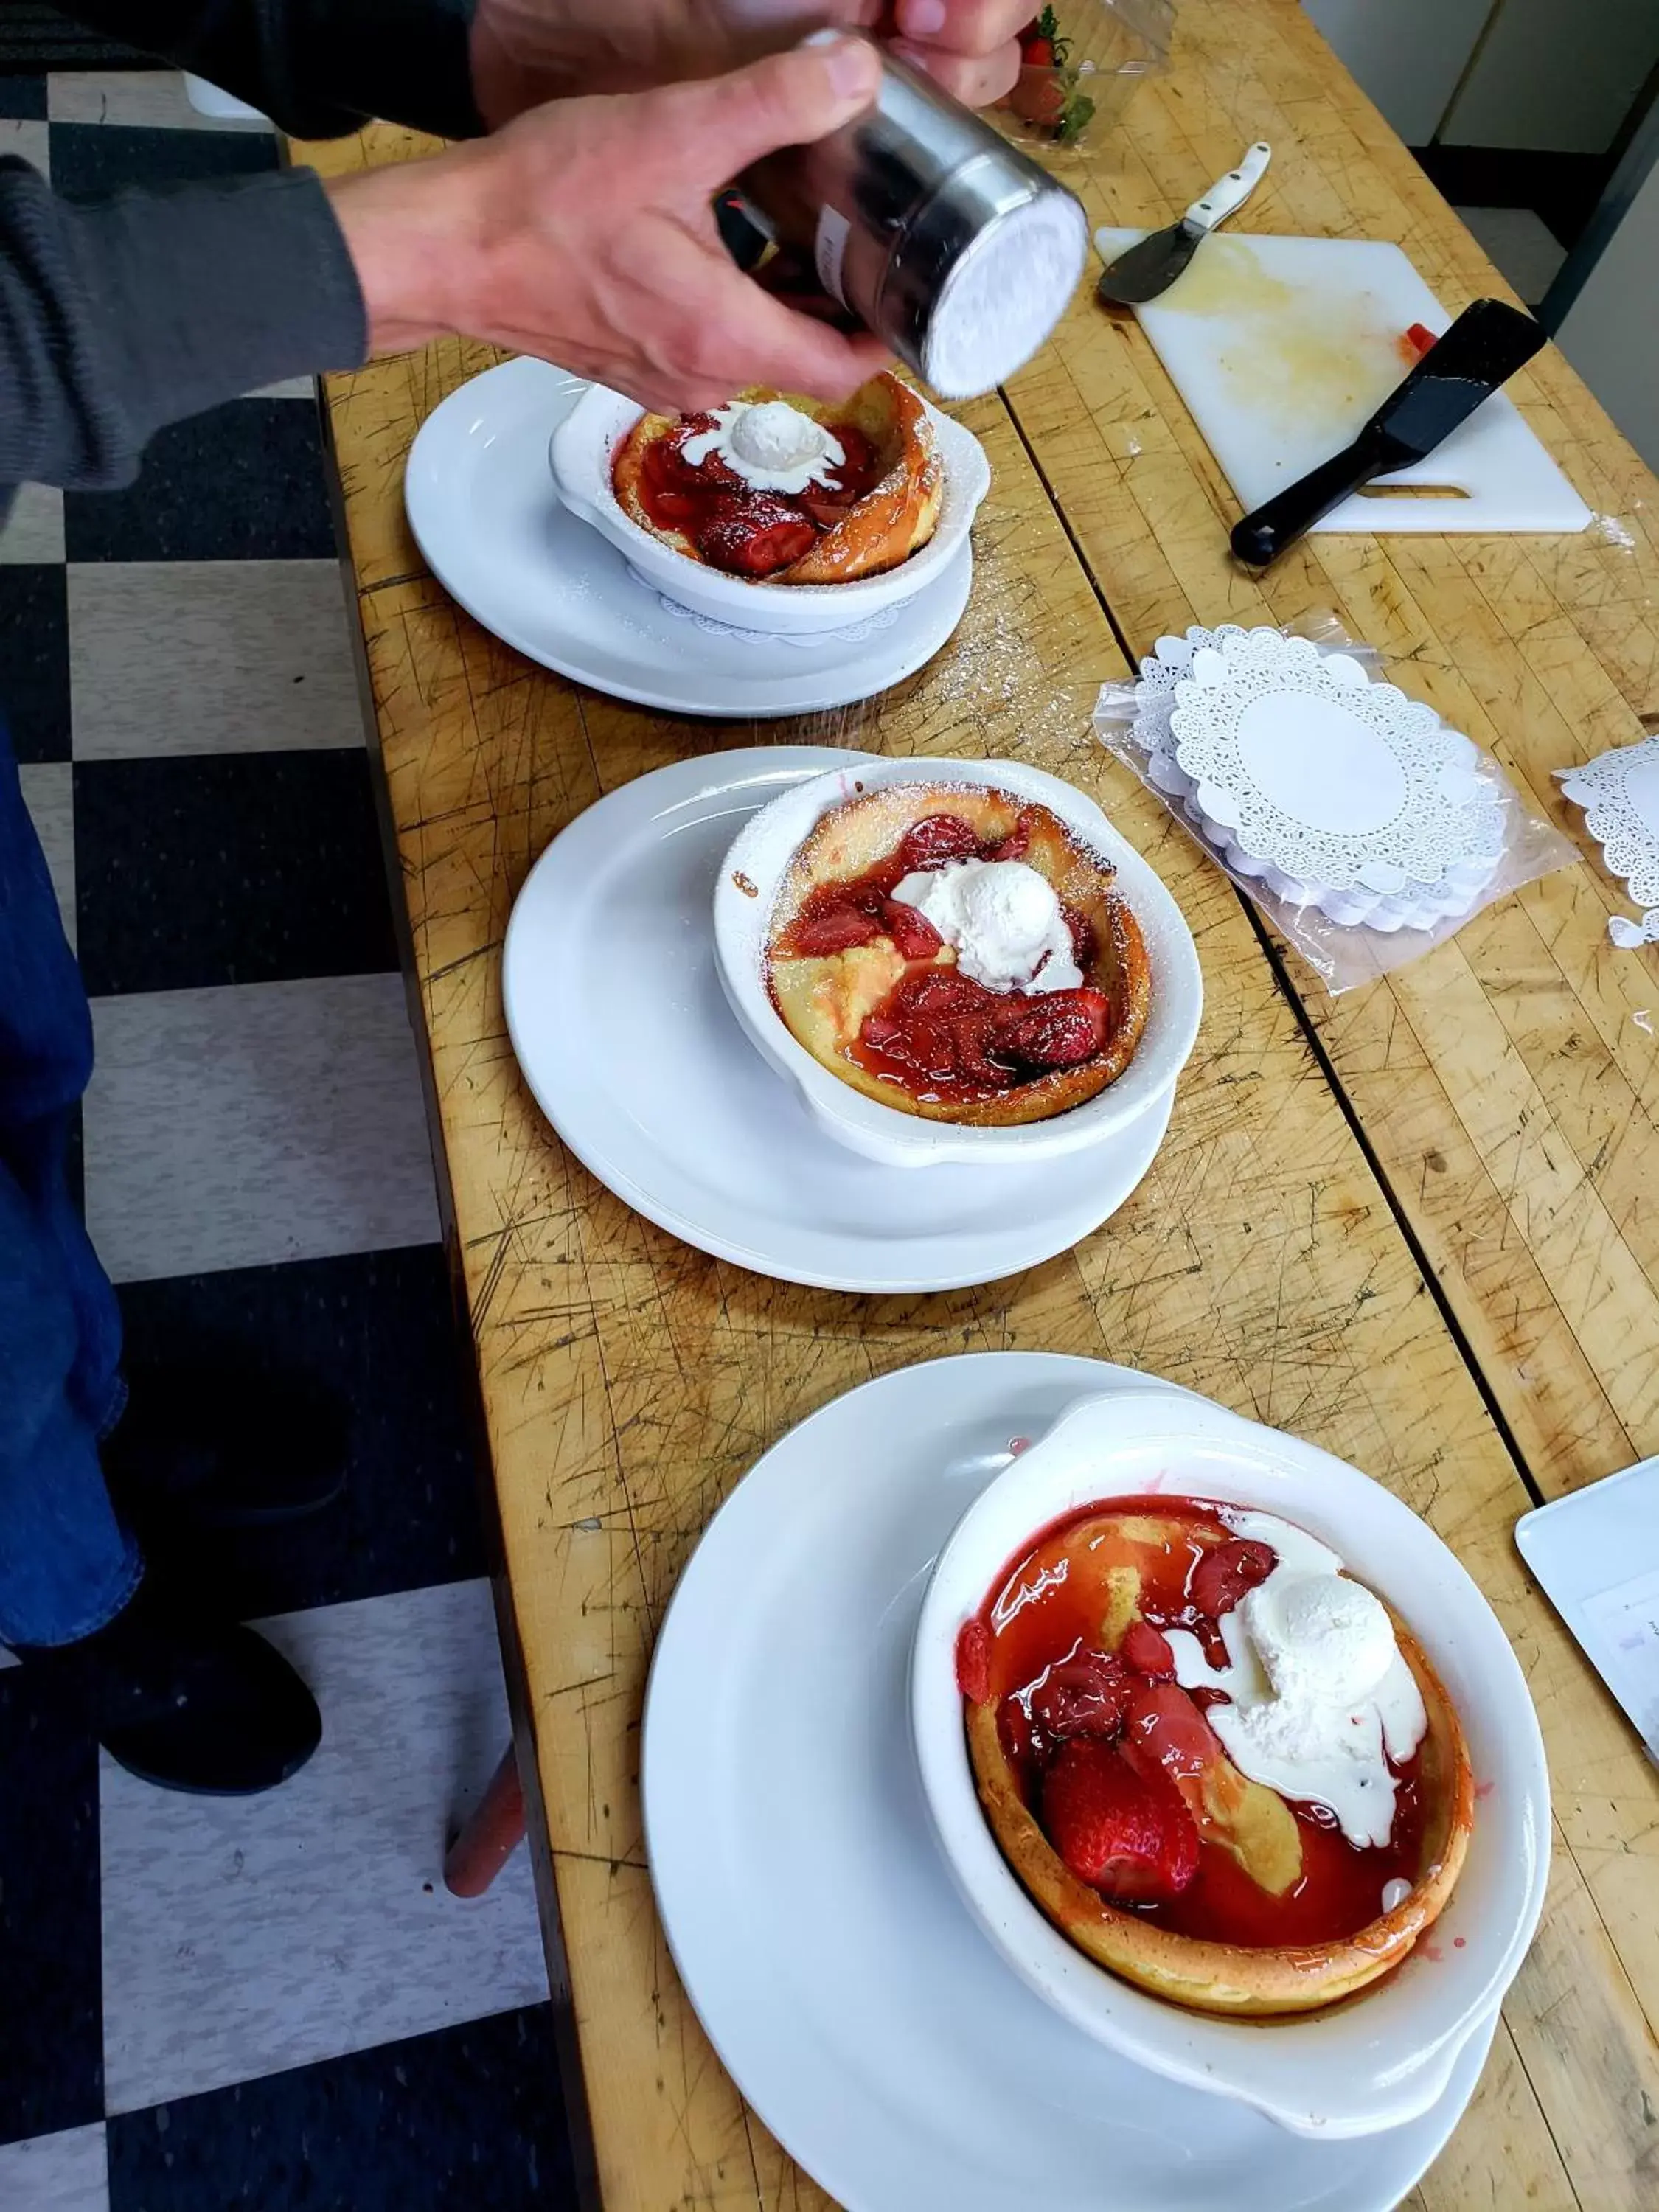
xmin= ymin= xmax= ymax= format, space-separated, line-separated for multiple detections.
xmin=469 ymin=0 xmax=1029 ymax=125
xmin=327 ymin=36 xmax=892 ymax=414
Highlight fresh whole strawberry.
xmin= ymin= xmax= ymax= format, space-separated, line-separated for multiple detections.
xmin=1010 ymin=66 xmax=1067 ymax=131
xmin=1041 ymin=1736 xmax=1200 ymax=1902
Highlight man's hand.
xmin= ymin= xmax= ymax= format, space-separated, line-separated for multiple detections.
xmin=327 ymin=38 xmax=892 ymax=414
xmin=470 ymin=0 xmax=1029 ymax=125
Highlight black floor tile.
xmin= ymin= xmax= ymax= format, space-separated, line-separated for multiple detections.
xmin=116 ymin=1245 xmax=485 ymax=1615
xmin=49 ymin=119 xmax=276 ymax=197
xmin=63 ymin=400 xmax=335 ymax=562
xmin=0 ymin=566 xmax=72 ymax=762
xmin=0 ymin=72 xmax=47 ymax=117
xmin=0 ymin=1669 xmax=104 ymax=2146
xmin=108 ymin=2003 xmax=578 ymax=2212
xmin=74 ymin=750 xmax=397 ymax=994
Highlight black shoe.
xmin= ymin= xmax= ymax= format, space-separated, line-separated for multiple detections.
xmin=103 ymin=1360 xmax=349 ymax=1533
xmin=17 ymin=1582 xmax=322 ymax=1796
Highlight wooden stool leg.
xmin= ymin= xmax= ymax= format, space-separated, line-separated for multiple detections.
xmin=445 ymin=1744 xmax=526 ymax=1897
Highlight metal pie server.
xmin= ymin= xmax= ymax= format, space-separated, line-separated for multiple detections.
xmin=1096 ymin=142 xmax=1272 ymax=306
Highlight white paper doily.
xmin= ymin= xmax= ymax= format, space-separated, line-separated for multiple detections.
xmin=1169 ymin=631 xmax=1506 ymax=895
xmin=626 ymin=563 xmax=902 ymax=650
xmin=1608 ymin=911 xmax=1659 ymax=949
xmin=1557 ymin=734 xmax=1659 ymax=911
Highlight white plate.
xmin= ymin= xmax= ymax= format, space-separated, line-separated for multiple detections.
xmin=501 ymin=751 xmax=1174 ymax=1293
xmin=643 ymin=1352 xmax=1495 ymax=2212
xmin=404 ymin=358 xmax=972 ymax=716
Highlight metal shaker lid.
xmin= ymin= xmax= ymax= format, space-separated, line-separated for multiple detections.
xmin=881 ymin=156 xmax=1090 ymax=399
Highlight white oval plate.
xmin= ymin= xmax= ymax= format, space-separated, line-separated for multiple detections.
xmin=404 ymin=358 xmax=971 ymax=716
xmin=642 ymin=1352 xmax=1496 ymax=2212
xmin=502 ymin=751 xmax=1174 ymax=1293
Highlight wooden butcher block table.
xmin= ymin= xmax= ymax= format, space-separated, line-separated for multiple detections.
xmin=299 ymin=2 xmax=1659 ymax=2202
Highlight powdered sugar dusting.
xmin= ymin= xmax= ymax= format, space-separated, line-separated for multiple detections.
xmin=923 ymin=193 xmax=1088 ymax=399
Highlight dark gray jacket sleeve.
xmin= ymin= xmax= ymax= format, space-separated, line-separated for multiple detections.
xmin=1 ymin=1 xmax=484 ymax=493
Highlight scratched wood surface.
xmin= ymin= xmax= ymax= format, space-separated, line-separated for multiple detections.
xmin=300 ymin=18 xmax=1658 ymax=2202
xmin=1010 ymin=0 xmax=1659 ymax=1519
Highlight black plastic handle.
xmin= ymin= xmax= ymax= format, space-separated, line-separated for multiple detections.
xmin=1231 ymin=436 xmax=1380 ymax=566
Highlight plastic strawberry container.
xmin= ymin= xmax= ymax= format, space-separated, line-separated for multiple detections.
xmin=997 ymin=0 xmax=1175 ymax=153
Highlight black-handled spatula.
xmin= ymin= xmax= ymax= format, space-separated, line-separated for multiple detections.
xmin=1230 ymin=298 xmax=1547 ymax=568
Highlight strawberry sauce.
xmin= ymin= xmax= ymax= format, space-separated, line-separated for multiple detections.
xmin=970 ymin=1496 xmax=1428 ymax=1947
xmin=771 ymin=813 xmax=1110 ymax=1105
xmin=628 ymin=414 xmax=884 ymax=578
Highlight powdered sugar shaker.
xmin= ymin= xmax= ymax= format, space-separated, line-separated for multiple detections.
xmin=739 ymin=46 xmax=1089 ymax=401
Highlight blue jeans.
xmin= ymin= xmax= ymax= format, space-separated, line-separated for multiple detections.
xmin=0 ymin=727 xmax=141 ymax=1646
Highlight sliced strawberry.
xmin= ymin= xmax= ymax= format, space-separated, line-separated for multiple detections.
xmin=695 ymin=495 xmax=816 ymax=578
xmin=1189 ymin=1538 xmax=1276 ymax=1620
xmin=997 ymin=1693 xmax=1035 ymax=1773
xmin=1029 ymin=1647 xmax=1130 ymax=1743
xmin=894 ymin=969 xmax=987 ymax=1017
xmin=955 ymin=1617 xmax=992 ymax=1703
xmin=1120 ymin=1618 xmax=1176 ymax=1680
xmin=897 ymin=814 xmax=981 ymax=872
xmin=1120 ymin=1679 xmax=1225 ymax=1786
xmin=986 ymin=813 xmax=1033 ymax=863
xmin=881 ymin=897 xmax=945 ymax=960
xmin=799 ymin=490 xmax=855 ymax=527
xmin=649 ymin=488 xmax=700 ymax=525
xmin=989 ymin=987 xmax=1110 ymax=1069
xmin=661 ymin=418 xmax=739 ymax=490
xmin=790 ymin=898 xmax=884 ymax=956
xmin=1041 ymin=1737 xmax=1200 ymax=1902
xmin=1064 ymin=904 xmax=1095 ymax=969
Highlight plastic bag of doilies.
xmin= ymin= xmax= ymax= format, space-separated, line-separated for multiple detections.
xmin=1093 ymin=611 xmax=1579 ymax=995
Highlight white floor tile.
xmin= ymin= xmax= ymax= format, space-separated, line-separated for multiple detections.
xmin=0 ymin=2124 xmax=109 ymax=2212
xmin=101 ymin=1579 xmax=548 ymax=2114
xmin=18 ymin=763 xmax=76 ymax=950
xmin=84 ymin=974 xmax=441 ymax=1284
xmin=47 ymin=70 xmax=272 ymax=131
xmin=0 ymin=484 xmax=66 ymax=566
xmin=0 ymin=119 xmax=50 ymax=181
xmin=1455 ymin=205 xmax=1568 ymax=306
xmin=68 ymin=563 xmax=363 ymax=759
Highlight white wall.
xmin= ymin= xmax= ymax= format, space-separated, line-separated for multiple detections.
xmin=1557 ymin=156 xmax=1659 ymax=470
xmin=1442 ymin=0 xmax=1659 ymax=153
xmin=1304 ymin=0 xmax=1495 ymax=145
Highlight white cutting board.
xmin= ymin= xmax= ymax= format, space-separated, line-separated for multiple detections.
xmin=1093 ymin=229 xmax=1591 ymax=535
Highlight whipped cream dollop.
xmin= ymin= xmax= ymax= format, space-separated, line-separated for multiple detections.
xmin=1164 ymin=1508 xmax=1427 ymax=1851
xmin=680 ymin=400 xmax=844 ymax=494
xmin=891 ymin=859 xmax=1083 ymax=994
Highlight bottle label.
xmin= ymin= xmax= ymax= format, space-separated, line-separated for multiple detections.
xmin=814 ymin=206 xmax=852 ymax=309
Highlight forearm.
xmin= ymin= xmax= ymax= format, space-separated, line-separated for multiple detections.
xmin=61 ymin=0 xmax=484 ymax=142
xmin=0 ymin=158 xmax=365 ymax=492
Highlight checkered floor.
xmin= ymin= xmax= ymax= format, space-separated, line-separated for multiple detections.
xmin=1 ymin=70 xmax=577 ymax=2212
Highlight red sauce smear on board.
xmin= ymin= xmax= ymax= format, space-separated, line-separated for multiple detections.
xmin=771 ymin=812 xmax=1111 ymax=1106
xmin=970 ymin=1495 xmax=1428 ymax=1948
xmin=627 ymin=414 xmax=886 ymax=578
